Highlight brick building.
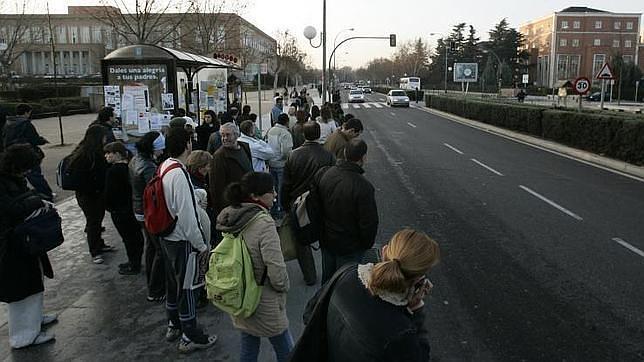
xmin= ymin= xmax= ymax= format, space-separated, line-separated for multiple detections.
xmin=0 ymin=6 xmax=276 ymax=78
xmin=520 ymin=7 xmax=642 ymax=88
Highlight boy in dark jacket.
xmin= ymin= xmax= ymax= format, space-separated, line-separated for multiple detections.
xmin=104 ymin=142 xmax=143 ymax=275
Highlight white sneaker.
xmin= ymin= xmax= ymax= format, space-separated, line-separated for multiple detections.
xmin=177 ymin=335 xmax=217 ymax=353
xmin=92 ymin=255 xmax=104 ymax=264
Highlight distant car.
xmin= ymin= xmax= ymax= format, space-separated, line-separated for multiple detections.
xmin=344 ymin=84 xmax=351 ymax=90
xmin=348 ymin=89 xmax=365 ymax=103
xmin=386 ymin=90 xmax=410 ymax=107
xmin=586 ymin=92 xmax=606 ymax=101
xmin=363 ymin=87 xmax=372 ymax=94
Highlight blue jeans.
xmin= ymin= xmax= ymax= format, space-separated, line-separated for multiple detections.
xmin=270 ymin=167 xmax=284 ymax=217
xmin=240 ymin=329 xmax=293 ymax=362
xmin=321 ymin=248 xmax=366 ymax=284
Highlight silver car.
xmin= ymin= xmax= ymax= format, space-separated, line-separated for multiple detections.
xmin=348 ymin=89 xmax=365 ymax=103
xmin=386 ymin=90 xmax=410 ymax=107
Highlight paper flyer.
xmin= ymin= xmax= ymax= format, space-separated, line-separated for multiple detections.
xmin=123 ymin=86 xmax=150 ymax=113
xmin=137 ymin=112 xmax=150 ymax=133
xmin=103 ymin=85 xmax=121 ymax=117
xmin=162 ymin=93 xmax=174 ymax=110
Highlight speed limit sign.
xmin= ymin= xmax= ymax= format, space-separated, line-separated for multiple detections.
xmin=574 ymin=77 xmax=591 ymax=95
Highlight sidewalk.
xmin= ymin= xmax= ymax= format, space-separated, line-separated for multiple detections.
xmin=0 ymin=197 xmax=321 ymax=361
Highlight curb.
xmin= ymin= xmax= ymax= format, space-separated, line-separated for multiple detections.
xmin=418 ymin=106 xmax=644 ymax=181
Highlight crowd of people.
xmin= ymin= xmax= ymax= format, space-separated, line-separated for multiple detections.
xmin=0 ymin=89 xmax=441 ymax=361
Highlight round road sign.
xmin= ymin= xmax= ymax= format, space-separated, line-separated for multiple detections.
xmin=574 ymin=77 xmax=591 ymax=95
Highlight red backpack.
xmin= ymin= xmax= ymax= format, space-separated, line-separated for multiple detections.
xmin=143 ymin=162 xmax=183 ymax=236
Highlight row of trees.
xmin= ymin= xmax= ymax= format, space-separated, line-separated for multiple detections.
xmin=353 ymin=19 xmax=529 ymax=90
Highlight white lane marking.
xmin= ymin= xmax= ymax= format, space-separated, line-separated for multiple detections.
xmin=363 ymin=103 xmax=372 ymax=108
xmin=519 ymin=185 xmax=583 ymax=221
xmin=612 ymin=238 xmax=644 ymax=258
xmin=390 ymin=112 xmax=396 ymax=116
xmin=352 ymin=104 xmax=360 ymax=109
xmin=341 ymin=103 xmax=349 ymax=109
xmin=373 ymin=103 xmax=383 ymax=108
xmin=407 ymin=122 xmax=417 ymax=128
xmin=443 ymin=143 xmax=464 ymax=155
xmin=380 ymin=102 xmax=388 ymax=107
xmin=471 ymin=158 xmax=504 ymax=176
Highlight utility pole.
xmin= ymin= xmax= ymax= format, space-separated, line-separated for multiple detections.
xmin=444 ymin=45 xmax=448 ymax=94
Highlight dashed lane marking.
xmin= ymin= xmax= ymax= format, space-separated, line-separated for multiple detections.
xmin=407 ymin=122 xmax=417 ymax=128
xmin=390 ymin=112 xmax=396 ymax=116
xmin=519 ymin=185 xmax=583 ymax=221
xmin=612 ymin=238 xmax=644 ymax=258
xmin=443 ymin=143 xmax=464 ymax=155
xmin=471 ymin=158 xmax=504 ymax=176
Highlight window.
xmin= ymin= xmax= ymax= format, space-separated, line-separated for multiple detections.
xmin=80 ymin=27 xmax=90 ymax=43
xmin=537 ymin=55 xmax=549 ymax=86
xmin=69 ymin=26 xmax=78 ymax=44
xmin=561 ymin=21 xmax=569 ymax=29
xmin=614 ymin=22 xmax=621 ymax=30
xmin=573 ymin=21 xmax=581 ymax=29
xmin=560 ymin=38 xmax=567 ymax=47
xmin=593 ymin=54 xmax=605 ymax=77
xmin=625 ymin=40 xmax=632 ymax=48
xmin=31 ymin=26 xmax=41 ymax=43
xmin=613 ymin=40 xmax=620 ymax=47
xmin=56 ymin=26 xmax=67 ymax=44
xmin=594 ymin=39 xmax=601 ymax=46
xmin=572 ymin=39 xmax=580 ymax=47
xmin=92 ymin=26 xmax=102 ymax=42
xmin=556 ymin=54 xmax=580 ymax=80
xmin=626 ymin=22 xmax=633 ymax=30
xmin=595 ymin=21 xmax=602 ymax=29
xmin=623 ymin=55 xmax=633 ymax=63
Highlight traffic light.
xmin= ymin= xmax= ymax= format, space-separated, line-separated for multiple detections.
xmin=449 ymin=41 xmax=456 ymax=51
xmin=389 ymin=34 xmax=396 ymax=47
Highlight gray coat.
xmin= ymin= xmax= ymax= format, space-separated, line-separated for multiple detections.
xmin=129 ymin=154 xmax=157 ymax=217
xmin=216 ymin=203 xmax=290 ymax=337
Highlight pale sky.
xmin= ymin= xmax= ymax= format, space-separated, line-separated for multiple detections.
xmin=39 ymin=0 xmax=644 ymax=69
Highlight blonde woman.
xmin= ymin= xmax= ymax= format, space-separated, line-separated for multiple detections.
xmin=326 ymin=229 xmax=440 ymax=362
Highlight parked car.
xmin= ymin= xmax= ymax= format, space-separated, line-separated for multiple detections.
xmin=363 ymin=87 xmax=372 ymax=94
xmin=586 ymin=92 xmax=606 ymax=101
xmin=348 ymin=89 xmax=365 ymax=103
xmin=386 ymin=90 xmax=410 ymax=107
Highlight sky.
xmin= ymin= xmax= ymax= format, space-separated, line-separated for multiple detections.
xmin=38 ymin=0 xmax=644 ymax=69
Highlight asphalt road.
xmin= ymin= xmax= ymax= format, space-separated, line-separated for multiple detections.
xmin=346 ymin=91 xmax=644 ymax=360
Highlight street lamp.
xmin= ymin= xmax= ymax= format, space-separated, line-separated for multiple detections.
xmin=478 ymin=44 xmax=503 ymax=94
xmin=303 ymin=0 xmax=327 ymax=103
xmin=330 ymin=28 xmax=355 ymax=92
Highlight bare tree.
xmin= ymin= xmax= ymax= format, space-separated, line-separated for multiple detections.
xmin=187 ymin=0 xmax=248 ymax=55
xmin=270 ymin=30 xmax=305 ymax=90
xmin=87 ymin=0 xmax=196 ymax=46
xmin=0 ymin=0 xmax=33 ymax=77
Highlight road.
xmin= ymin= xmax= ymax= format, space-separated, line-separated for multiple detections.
xmin=346 ymin=91 xmax=644 ymax=360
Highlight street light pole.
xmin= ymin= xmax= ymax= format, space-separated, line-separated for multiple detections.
xmin=429 ymin=33 xmax=448 ymax=94
xmin=322 ymin=0 xmax=327 ymax=103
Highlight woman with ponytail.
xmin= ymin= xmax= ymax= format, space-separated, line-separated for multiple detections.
xmin=216 ymin=172 xmax=292 ymax=362
xmin=325 ymin=229 xmax=440 ymax=362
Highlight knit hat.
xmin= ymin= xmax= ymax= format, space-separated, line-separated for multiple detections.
xmin=153 ymin=133 xmax=165 ymax=151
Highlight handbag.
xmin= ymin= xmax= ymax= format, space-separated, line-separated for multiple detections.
xmin=13 ymin=206 xmax=64 ymax=255
xmin=278 ymin=216 xmax=297 ymax=261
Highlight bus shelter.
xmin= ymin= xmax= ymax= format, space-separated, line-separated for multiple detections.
xmin=101 ymin=44 xmax=240 ymax=135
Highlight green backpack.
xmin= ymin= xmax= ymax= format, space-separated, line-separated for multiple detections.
xmin=206 ymin=212 xmax=268 ymax=318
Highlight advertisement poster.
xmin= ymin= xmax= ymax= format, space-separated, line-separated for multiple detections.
xmin=137 ymin=112 xmax=150 ymax=133
xmin=162 ymin=93 xmax=174 ymax=110
xmin=123 ymin=86 xmax=150 ymax=113
xmin=103 ymin=85 xmax=121 ymax=117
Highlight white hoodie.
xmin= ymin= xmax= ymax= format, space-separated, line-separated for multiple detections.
xmin=158 ymin=158 xmax=208 ymax=252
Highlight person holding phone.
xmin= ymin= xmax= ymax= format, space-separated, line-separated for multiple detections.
xmin=325 ymin=229 xmax=440 ymax=362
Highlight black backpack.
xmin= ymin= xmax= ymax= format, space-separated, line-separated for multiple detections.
xmin=56 ymin=154 xmax=81 ymax=191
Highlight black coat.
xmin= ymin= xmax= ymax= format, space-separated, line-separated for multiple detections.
xmin=326 ymin=264 xmax=430 ymax=362
xmin=281 ymin=141 xmax=335 ymax=210
xmin=70 ymin=151 xmax=107 ymax=194
xmin=195 ymin=123 xmax=218 ymax=151
xmin=0 ymin=172 xmax=53 ymax=303
xmin=3 ymin=115 xmax=48 ymax=157
xmin=317 ymin=160 xmax=378 ymax=255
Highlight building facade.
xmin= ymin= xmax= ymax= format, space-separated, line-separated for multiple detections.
xmin=520 ymin=7 xmax=642 ymax=88
xmin=0 ymin=6 xmax=276 ymax=78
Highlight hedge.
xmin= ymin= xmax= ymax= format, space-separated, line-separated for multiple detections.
xmin=1 ymin=96 xmax=91 ymax=118
xmin=425 ymin=94 xmax=644 ymax=166
xmin=0 ymin=85 xmax=82 ymax=101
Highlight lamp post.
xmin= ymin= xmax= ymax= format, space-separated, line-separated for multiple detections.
xmin=331 ymin=28 xmax=355 ymax=90
xmin=479 ymin=45 xmax=503 ymax=94
xmin=303 ymin=0 xmax=327 ymax=103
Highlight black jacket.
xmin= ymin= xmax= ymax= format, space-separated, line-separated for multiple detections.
xmin=195 ymin=123 xmax=218 ymax=151
xmin=209 ymin=142 xmax=253 ymax=216
xmin=326 ymin=264 xmax=430 ymax=362
xmin=89 ymin=121 xmax=116 ymax=144
xmin=281 ymin=141 xmax=335 ymax=210
xmin=69 ymin=151 xmax=107 ymax=194
xmin=318 ymin=160 xmax=378 ymax=255
xmin=3 ymin=115 xmax=48 ymax=154
xmin=129 ymin=154 xmax=157 ymax=216
xmin=0 ymin=172 xmax=53 ymax=303
xmin=105 ymin=163 xmax=134 ymax=213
